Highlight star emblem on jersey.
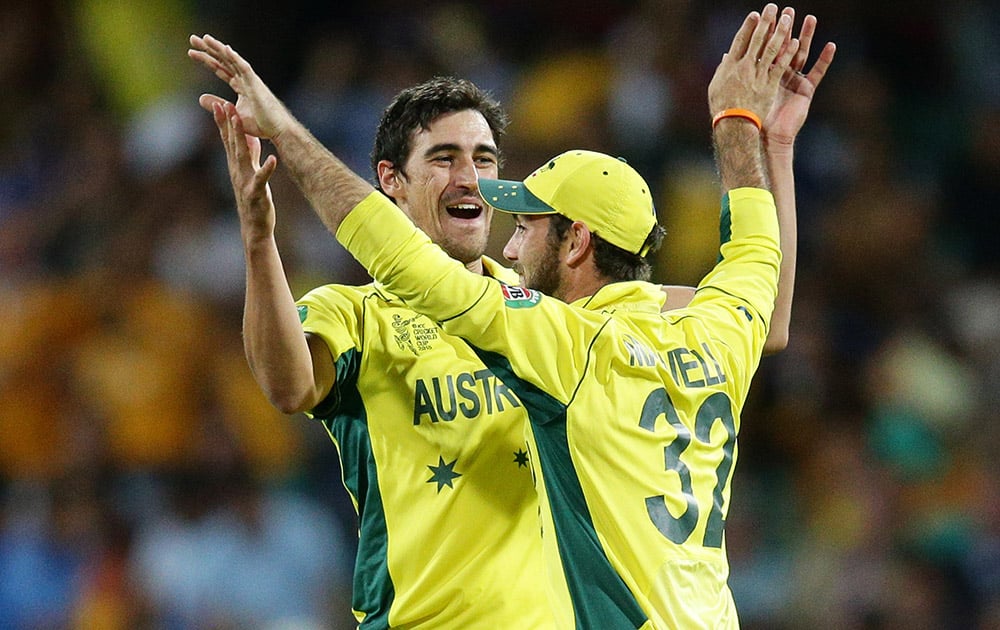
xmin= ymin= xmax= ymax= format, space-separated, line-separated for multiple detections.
xmin=426 ymin=456 xmax=462 ymax=492
xmin=513 ymin=449 xmax=529 ymax=468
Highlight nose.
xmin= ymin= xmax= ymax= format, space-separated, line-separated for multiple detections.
xmin=502 ymin=234 xmax=519 ymax=263
xmin=453 ymin=156 xmax=478 ymax=189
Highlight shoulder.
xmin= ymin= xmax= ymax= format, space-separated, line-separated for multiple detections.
xmin=660 ymin=285 xmax=696 ymax=311
xmin=298 ymin=282 xmax=378 ymax=307
xmin=296 ymin=283 xmax=385 ymax=334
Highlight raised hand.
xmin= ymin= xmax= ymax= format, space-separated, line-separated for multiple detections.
xmin=765 ymin=10 xmax=837 ymax=147
xmin=708 ymin=3 xmax=799 ymax=123
xmin=188 ymin=34 xmax=292 ymax=140
xmin=210 ymin=99 xmax=279 ymax=240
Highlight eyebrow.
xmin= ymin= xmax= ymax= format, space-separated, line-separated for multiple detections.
xmin=422 ymin=142 xmax=499 ymax=158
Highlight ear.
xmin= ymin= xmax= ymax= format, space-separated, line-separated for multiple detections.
xmin=377 ymin=160 xmax=404 ymax=197
xmin=564 ymin=221 xmax=593 ymax=268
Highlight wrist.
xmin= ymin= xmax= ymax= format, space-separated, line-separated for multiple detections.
xmin=266 ymin=104 xmax=298 ymax=146
xmin=242 ymin=226 xmax=277 ymax=253
xmin=763 ymin=131 xmax=795 ymax=153
xmin=764 ymin=135 xmax=795 ymax=160
xmin=712 ymin=108 xmax=763 ymax=131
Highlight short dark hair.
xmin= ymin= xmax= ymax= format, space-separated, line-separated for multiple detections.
xmin=547 ymin=214 xmax=665 ymax=282
xmin=370 ymin=77 xmax=509 ymax=188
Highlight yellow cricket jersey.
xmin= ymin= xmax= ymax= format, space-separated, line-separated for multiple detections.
xmin=296 ymin=257 xmax=556 ymax=629
xmin=338 ymin=188 xmax=780 ymax=629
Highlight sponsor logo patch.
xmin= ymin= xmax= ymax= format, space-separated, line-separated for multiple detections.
xmin=501 ymin=284 xmax=541 ymax=308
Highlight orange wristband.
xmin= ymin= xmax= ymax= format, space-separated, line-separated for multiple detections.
xmin=712 ymin=108 xmax=762 ymax=130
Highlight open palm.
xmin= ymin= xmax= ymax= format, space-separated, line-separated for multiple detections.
xmin=189 ymin=34 xmax=289 ymax=140
xmin=765 ymin=12 xmax=837 ymax=147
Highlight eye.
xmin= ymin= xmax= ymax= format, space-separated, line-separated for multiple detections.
xmin=475 ymin=155 xmax=498 ymax=167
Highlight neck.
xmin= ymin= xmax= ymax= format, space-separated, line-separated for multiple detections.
xmin=466 ymin=257 xmax=485 ymax=276
xmin=556 ymin=265 xmax=610 ymax=303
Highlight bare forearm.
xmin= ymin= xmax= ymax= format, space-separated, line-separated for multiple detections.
xmin=714 ymin=120 xmax=769 ymax=193
xmin=242 ymin=235 xmax=322 ymax=414
xmin=271 ymin=123 xmax=374 ymax=237
xmin=763 ymin=143 xmax=796 ymax=353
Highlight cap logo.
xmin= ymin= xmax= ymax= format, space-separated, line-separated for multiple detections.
xmin=535 ymin=158 xmax=558 ymax=175
xmin=489 ymin=183 xmax=519 ymax=204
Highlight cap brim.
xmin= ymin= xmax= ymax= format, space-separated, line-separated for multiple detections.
xmin=478 ymin=178 xmax=555 ymax=215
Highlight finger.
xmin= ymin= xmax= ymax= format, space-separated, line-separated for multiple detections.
xmin=201 ymin=35 xmax=246 ymax=73
xmin=200 ymin=34 xmax=232 ymax=59
xmin=218 ymin=43 xmax=258 ymax=87
xmin=212 ymin=101 xmax=227 ymax=133
xmin=188 ymin=34 xmax=206 ymax=53
xmin=247 ymin=132 xmax=263 ymax=167
xmin=772 ymin=28 xmax=800 ymax=74
xmin=188 ymin=35 xmax=222 ymax=63
xmin=793 ymin=14 xmax=817 ymax=72
xmin=189 ymin=49 xmax=234 ymax=84
xmin=229 ymin=107 xmax=264 ymax=181
xmin=223 ymin=105 xmax=240 ymax=166
xmin=780 ymin=7 xmax=795 ymax=46
xmin=748 ymin=3 xmax=780 ymax=61
xmin=196 ymin=34 xmax=243 ymax=79
xmin=728 ymin=11 xmax=761 ymax=58
xmin=777 ymin=38 xmax=801 ymax=85
xmin=772 ymin=8 xmax=794 ymax=61
xmin=228 ymin=108 xmax=251 ymax=165
xmin=209 ymin=102 xmax=234 ymax=152
xmin=220 ymin=114 xmax=242 ymax=182
xmin=255 ymin=154 xmax=279 ymax=189
xmin=806 ymin=41 xmax=837 ymax=87
xmin=759 ymin=11 xmax=793 ymax=68
xmin=198 ymin=93 xmax=230 ymax=114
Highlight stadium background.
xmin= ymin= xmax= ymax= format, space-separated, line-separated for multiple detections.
xmin=1 ymin=1 xmax=998 ymax=627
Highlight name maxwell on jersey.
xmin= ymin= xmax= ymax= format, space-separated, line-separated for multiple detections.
xmin=624 ymin=335 xmax=729 ymax=388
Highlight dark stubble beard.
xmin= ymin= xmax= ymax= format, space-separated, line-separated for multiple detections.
xmin=438 ymin=233 xmax=488 ymax=268
xmin=522 ymin=235 xmax=564 ymax=298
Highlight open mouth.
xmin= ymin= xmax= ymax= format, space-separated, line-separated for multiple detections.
xmin=446 ymin=203 xmax=483 ymax=220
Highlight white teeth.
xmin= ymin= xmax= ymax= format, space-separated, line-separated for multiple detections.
xmin=449 ymin=204 xmax=480 ymax=210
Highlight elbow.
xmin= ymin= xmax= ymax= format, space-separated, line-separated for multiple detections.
xmin=762 ymin=327 xmax=789 ymax=356
xmin=271 ymin=395 xmax=307 ymax=416
xmin=264 ymin=383 xmax=318 ymax=416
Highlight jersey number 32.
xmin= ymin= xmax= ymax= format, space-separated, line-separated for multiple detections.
xmin=639 ymin=389 xmax=735 ymax=549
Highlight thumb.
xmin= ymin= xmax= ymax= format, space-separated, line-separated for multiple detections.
xmin=255 ymin=154 xmax=278 ymax=188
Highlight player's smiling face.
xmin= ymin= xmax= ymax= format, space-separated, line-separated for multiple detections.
xmin=384 ymin=109 xmax=498 ymax=267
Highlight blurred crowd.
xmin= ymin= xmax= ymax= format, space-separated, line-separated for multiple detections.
xmin=1 ymin=1 xmax=998 ymax=628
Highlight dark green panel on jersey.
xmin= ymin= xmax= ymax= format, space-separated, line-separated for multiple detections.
xmin=319 ymin=349 xmax=395 ymax=628
xmin=717 ymin=193 xmax=733 ymax=263
xmin=473 ymin=346 xmax=649 ymax=629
